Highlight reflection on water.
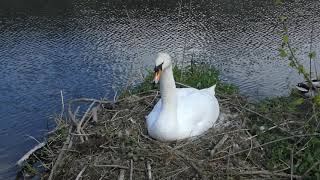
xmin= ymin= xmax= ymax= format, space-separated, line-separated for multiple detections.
xmin=0 ymin=0 xmax=320 ymax=178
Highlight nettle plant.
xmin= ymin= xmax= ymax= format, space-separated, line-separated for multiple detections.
xmin=275 ymin=0 xmax=320 ymax=104
xmin=278 ymin=16 xmax=316 ymax=83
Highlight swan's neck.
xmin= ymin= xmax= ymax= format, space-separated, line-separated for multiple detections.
xmin=160 ymin=65 xmax=177 ymax=113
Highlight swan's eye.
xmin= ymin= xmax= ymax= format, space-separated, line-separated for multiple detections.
xmin=154 ymin=62 xmax=164 ymax=72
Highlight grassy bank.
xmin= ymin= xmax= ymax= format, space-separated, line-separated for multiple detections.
xmin=17 ymin=64 xmax=320 ymax=179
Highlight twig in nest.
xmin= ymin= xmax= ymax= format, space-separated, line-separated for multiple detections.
xmin=246 ymin=130 xmax=263 ymax=151
xmin=143 ymin=91 xmax=159 ymax=111
xmin=80 ymin=129 xmax=89 ymax=141
xmin=25 ymin=135 xmax=53 ymax=155
xmin=92 ymin=107 xmax=98 ymax=122
xmin=238 ymin=170 xmax=302 ymax=179
xmin=245 ymin=131 xmax=254 ymax=161
xmin=17 ymin=142 xmax=46 ymax=166
xmin=210 ymin=134 xmax=229 ymax=157
xmin=48 ymin=126 xmax=73 ymax=180
xmin=71 ymin=133 xmax=94 ymax=136
xmin=146 ymin=160 xmax=152 ymax=180
xmin=75 ymin=166 xmax=87 ymax=180
xmin=175 ymin=151 xmax=205 ymax=179
xmin=110 ymin=110 xmax=124 ymax=122
xmin=130 ymin=159 xmax=133 ymax=180
xmin=210 ymin=133 xmax=320 ymax=162
xmin=303 ymin=160 xmax=320 ymax=177
xmin=32 ymin=152 xmax=50 ymax=169
xmin=118 ymin=169 xmax=125 ymax=180
xmin=77 ymin=101 xmax=96 ymax=143
xmin=227 ymin=147 xmax=231 ymax=179
xmin=68 ymin=106 xmax=77 ymax=126
xmin=60 ymin=90 xmax=65 ymax=119
xmin=46 ymin=125 xmax=63 ymax=135
xmin=117 ymin=94 xmax=160 ymax=104
xmin=69 ymin=98 xmax=111 ymax=105
xmin=235 ymin=104 xmax=291 ymax=135
xmin=291 ymin=148 xmax=294 ymax=180
xmin=94 ymin=163 xmax=129 ymax=169
xmin=175 ymin=81 xmax=193 ymax=88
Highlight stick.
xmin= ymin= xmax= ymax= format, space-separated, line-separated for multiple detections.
xmin=146 ymin=161 xmax=152 ymax=180
xmin=303 ymin=160 xmax=320 ymax=177
xmin=234 ymin=104 xmax=292 ymax=135
xmin=79 ymin=101 xmax=96 ymax=127
xmin=25 ymin=135 xmax=53 ymax=155
xmin=92 ymin=107 xmax=98 ymax=122
xmin=118 ymin=169 xmax=125 ymax=180
xmin=227 ymin=148 xmax=231 ymax=179
xmin=69 ymin=98 xmax=111 ymax=105
xmin=130 ymin=159 xmax=133 ymax=180
xmin=75 ymin=166 xmax=87 ymax=180
xmin=71 ymin=133 xmax=93 ymax=136
xmin=94 ymin=164 xmax=129 ymax=169
xmin=113 ymin=91 xmax=118 ymax=103
xmin=60 ymin=90 xmax=64 ymax=119
xmin=175 ymin=81 xmax=193 ymax=88
xmin=291 ymin=148 xmax=294 ymax=180
xmin=48 ymin=126 xmax=73 ymax=180
xmin=210 ymin=133 xmax=320 ymax=162
xmin=210 ymin=134 xmax=229 ymax=156
xmin=46 ymin=125 xmax=62 ymax=135
xmin=77 ymin=101 xmax=96 ymax=142
xmin=17 ymin=142 xmax=46 ymax=166
xmin=238 ymin=170 xmax=302 ymax=179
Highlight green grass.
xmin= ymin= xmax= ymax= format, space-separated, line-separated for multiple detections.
xmin=127 ymin=64 xmax=238 ymax=96
xmin=247 ymin=94 xmax=320 ymax=178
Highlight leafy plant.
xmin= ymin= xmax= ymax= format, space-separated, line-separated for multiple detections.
xmin=276 ymin=2 xmax=317 ymax=86
xmin=247 ymin=93 xmax=320 ymax=178
xmin=127 ymin=64 xmax=237 ymax=96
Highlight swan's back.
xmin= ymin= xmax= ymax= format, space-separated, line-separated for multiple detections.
xmin=176 ymin=86 xmax=219 ymax=137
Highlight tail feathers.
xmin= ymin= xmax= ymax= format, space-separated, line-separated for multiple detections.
xmin=207 ymin=84 xmax=216 ymax=96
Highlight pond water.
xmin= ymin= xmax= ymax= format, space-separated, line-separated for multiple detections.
xmin=0 ymin=0 xmax=320 ymax=178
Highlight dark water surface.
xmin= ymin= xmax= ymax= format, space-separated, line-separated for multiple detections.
xmin=1 ymin=0 xmax=320 ymax=178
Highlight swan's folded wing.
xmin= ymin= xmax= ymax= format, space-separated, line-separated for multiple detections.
xmin=146 ymin=100 xmax=162 ymax=129
xmin=176 ymin=89 xmax=219 ymax=136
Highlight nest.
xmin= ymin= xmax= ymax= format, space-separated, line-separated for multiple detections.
xmin=19 ymin=88 xmax=302 ymax=179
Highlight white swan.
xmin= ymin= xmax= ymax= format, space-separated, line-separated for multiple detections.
xmin=146 ymin=53 xmax=220 ymax=141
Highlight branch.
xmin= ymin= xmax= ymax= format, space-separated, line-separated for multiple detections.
xmin=75 ymin=166 xmax=87 ymax=180
xmin=48 ymin=126 xmax=73 ymax=180
xmin=17 ymin=142 xmax=46 ymax=166
xmin=239 ymin=170 xmax=302 ymax=179
xmin=210 ymin=133 xmax=320 ymax=162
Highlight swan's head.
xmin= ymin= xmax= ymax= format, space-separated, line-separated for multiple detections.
xmin=153 ymin=52 xmax=172 ymax=84
xmin=296 ymin=83 xmax=309 ymax=93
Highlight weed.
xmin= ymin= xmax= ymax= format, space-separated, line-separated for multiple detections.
xmin=126 ymin=64 xmax=237 ymax=96
xmin=247 ymin=93 xmax=320 ymax=178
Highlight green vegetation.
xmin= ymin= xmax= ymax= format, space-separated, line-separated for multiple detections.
xmin=247 ymin=93 xmax=320 ymax=178
xmin=276 ymin=0 xmax=320 ymax=105
xmin=126 ymin=64 xmax=238 ymax=96
xmin=267 ymin=2 xmax=320 ymax=177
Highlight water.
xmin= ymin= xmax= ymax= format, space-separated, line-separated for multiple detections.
xmin=0 ymin=0 xmax=320 ymax=178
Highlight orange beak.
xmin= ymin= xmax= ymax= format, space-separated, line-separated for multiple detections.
xmin=153 ymin=70 xmax=162 ymax=84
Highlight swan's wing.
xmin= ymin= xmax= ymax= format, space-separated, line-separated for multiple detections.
xmin=146 ymin=99 xmax=162 ymax=129
xmin=176 ymin=88 xmax=199 ymax=98
xmin=176 ymin=89 xmax=219 ymax=135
